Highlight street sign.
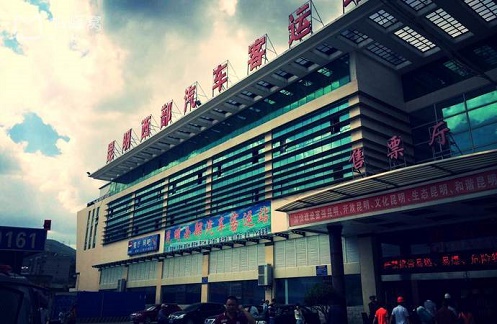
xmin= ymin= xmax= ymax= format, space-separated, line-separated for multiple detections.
xmin=0 ymin=226 xmax=47 ymax=252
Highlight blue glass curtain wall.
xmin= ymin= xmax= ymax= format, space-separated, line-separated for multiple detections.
xmin=410 ymin=85 xmax=497 ymax=163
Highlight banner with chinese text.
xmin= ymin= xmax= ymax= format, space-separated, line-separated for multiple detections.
xmin=164 ymin=201 xmax=271 ymax=252
xmin=289 ymin=169 xmax=497 ymax=226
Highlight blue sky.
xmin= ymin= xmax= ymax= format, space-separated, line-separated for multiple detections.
xmin=0 ymin=0 xmax=344 ymax=248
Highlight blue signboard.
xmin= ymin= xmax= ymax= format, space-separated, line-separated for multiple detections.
xmin=0 ymin=226 xmax=47 ymax=252
xmin=316 ymin=265 xmax=328 ymax=276
xmin=128 ymin=234 xmax=160 ymax=256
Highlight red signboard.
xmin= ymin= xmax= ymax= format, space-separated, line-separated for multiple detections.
xmin=289 ymin=169 xmax=497 ymax=226
xmin=387 ymin=136 xmax=404 ymax=160
xmin=141 ymin=115 xmax=152 ymax=142
xmin=213 ymin=62 xmax=228 ymax=94
xmin=122 ymin=128 xmax=132 ymax=152
xmin=248 ymin=36 xmax=267 ymax=72
xmin=184 ymin=84 xmax=197 ymax=114
xmin=160 ymin=101 xmax=173 ymax=129
xmin=289 ymin=2 xmax=312 ymax=46
xmin=383 ymin=251 xmax=497 ymax=272
xmin=349 ymin=147 xmax=364 ymax=170
xmin=106 ymin=140 xmax=115 ymax=163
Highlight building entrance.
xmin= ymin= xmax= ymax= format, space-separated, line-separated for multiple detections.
xmin=381 ymin=271 xmax=497 ymax=323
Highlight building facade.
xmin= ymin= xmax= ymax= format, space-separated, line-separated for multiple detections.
xmin=77 ymin=1 xmax=497 ymax=323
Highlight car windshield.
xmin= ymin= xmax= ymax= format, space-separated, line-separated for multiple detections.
xmin=146 ymin=305 xmax=157 ymax=311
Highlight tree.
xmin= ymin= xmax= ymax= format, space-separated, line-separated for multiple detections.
xmin=304 ymin=282 xmax=343 ymax=324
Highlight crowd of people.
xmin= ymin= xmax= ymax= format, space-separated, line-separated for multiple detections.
xmin=368 ymin=293 xmax=477 ymax=324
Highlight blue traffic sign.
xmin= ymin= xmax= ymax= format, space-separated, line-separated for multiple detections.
xmin=0 ymin=226 xmax=47 ymax=252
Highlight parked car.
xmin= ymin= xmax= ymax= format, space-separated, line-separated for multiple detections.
xmin=204 ymin=305 xmax=267 ymax=324
xmin=168 ymin=302 xmax=225 ymax=324
xmin=130 ymin=303 xmax=182 ymax=324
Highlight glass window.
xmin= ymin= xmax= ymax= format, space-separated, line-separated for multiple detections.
xmin=445 ymin=113 xmax=469 ymax=134
xmin=466 ymin=89 xmax=497 ymax=110
xmin=468 ymin=106 xmax=497 ymax=128
xmin=451 ymin=132 xmax=473 ymax=153
xmin=440 ymin=97 xmax=465 ymax=118
xmin=472 ymin=123 xmax=497 ymax=149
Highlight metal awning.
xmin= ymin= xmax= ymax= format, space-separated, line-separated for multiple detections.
xmin=277 ymin=149 xmax=497 ymax=213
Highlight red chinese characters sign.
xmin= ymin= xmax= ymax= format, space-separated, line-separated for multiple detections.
xmin=141 ymin=115 xmax=152 ymax=142
xmin=184 ymin=84 xmax=198 ymax=114
xmin=344 ymin=0 xmax=361 ymax=8
xmin=248 ymin=36 xmax=266 ymax=72
xmin=122 ymin=128 xmax=132 ymax=152
xmin=289 ymin=169 xmax=497 ymax=226
xmin=288 ymin=2 xmax=312 ymax=46
xmin=161 ymin=101 xmax=173 ymax=129
xmin=349 ymin=147 xmax=364 ymax=170
xmin=213 ymin=63 xmax=228 ymax=94
xmin=383 ymin=251 xmax=497 ymax=273
xmin=106 ymin=140 xmax=115 ymax=163
xmin=387 ymin=136 xmax=404 ymax=160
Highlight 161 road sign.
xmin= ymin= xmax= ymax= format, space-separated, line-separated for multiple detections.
xmin=0 ymin=226 xmax=47 ymax=252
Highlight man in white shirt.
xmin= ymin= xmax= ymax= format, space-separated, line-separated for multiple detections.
xmin=390 ymin=296 xmax=410 ymax=324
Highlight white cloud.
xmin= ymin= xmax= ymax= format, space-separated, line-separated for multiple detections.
xmin=0 ymin=0 xmax=342 ymax=249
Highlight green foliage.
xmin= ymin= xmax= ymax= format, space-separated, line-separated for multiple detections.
xmin=304 ymin=282 xmax=341 ymax=324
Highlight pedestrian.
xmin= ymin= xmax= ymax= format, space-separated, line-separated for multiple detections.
xmin=294 ymin=304 xmax=305 ymax=324
xmin=157 ymin=304 xmax=169 ymax=324
xmin=262 ymin=299 xmax=269 ymax=316
xmin=369 ymin=295 xmax=380 ymax=323
xmin=424 ymin=300 xmax=437 ymax=318
xmin=373 ymin=300 xmax=389 ymax=324
xmin=390 ymin=296 xmax=410 ymax=324
xmin=434 ymin=300 xmax=457 ymax=324
xmin=457 ymin=300 xmax=475 ymax=324
xmin=214 ymin=295 xmax=255 ymax=324
xmin=443 ymin=293 xmax=457 ymax=317
xmin=267 ymin=298 xmax=277 ymax=324
xmin=416 ymin=301 xmax=434 ymax=324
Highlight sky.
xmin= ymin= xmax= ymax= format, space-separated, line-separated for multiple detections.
xmin=0 ymin=0 xmax=345 ymax=249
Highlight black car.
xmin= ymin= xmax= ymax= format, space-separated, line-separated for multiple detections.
xmin=1 ymin=272 xmax=50 ymax=324
xmin=168 ymin=302 xmax=225 ymax=324
xmin=130 ymin=303 xmax=182 ymax=324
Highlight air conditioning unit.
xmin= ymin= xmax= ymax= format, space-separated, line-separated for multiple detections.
xmin=257 ymin=264 xmax=273 ymax=286
xmin=117 ymin=278 xmax=127 ymax=292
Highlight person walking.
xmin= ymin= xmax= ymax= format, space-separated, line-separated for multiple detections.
xmin=294 ymin=304 xmax=305 ymax=324
xmin=416 ymin=301 xmax=434 ymax=324
xmin=157 ymin=304 xmax=169 ymax=324
xmin=434 ymin=300 xmax=457 ymax=324
xmin=373 ymin=301 xmax=389 ymax=324
xmin=214 ymin=295 xmax=255 ymax=324
xmin=369 ymin=296 xmax=380 ymax=323
xmin=267 ymin=298 xmax=277 ymax=324
xmin=390 ymin=296 xmax=410 ymax=324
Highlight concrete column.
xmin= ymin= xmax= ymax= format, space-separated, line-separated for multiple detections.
xmin=201 ymin=253 xmax=210 ymax=302
xmin=155 ymin=260 xmax=164 ymax=303
xmin=328 ymin=224 xmax=348 ymax=324
xmin=265 ymin=243 xmax=275 ymax=301
xmin=359 ymin=236 xmax=378 ymax=313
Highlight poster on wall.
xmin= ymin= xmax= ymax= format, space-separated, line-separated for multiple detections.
xmin=164 ymin=201 xmax=271 ymax=252
xmin=128 ymin=234 xmax=160 ymax=256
